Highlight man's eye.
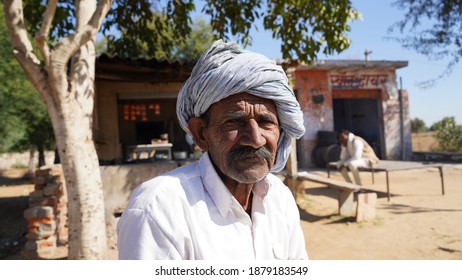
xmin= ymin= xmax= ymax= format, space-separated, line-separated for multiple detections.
xmin=258 ymin=118 xmax=277 ymax=127
xmin=224 ymin=119 xmax=241 ymax=126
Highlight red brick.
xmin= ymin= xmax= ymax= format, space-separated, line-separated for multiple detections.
xmin=24 ymin=206 xmax=54 ymax=219
xmin=32 ymin=176 xmax=46 ymax=185
xmin=27 ymin=217 xmax=54 ymax=227
xmin=29 ymin=196 xmax=58 ymax=209
xmin=26 ymin=230 xmax=54 ymax=240
xmin=35 ymin=168 xmax=51 ymax=177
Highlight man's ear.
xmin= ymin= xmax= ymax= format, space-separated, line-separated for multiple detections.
xmin=188 ymin=117 xmax=208 ymax=151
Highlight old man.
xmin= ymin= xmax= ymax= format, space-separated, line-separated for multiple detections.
xmin=117 ymin=40 xmax=307 ymax=260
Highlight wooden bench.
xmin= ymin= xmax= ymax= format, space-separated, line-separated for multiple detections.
xmin=297 ymin=171 xmax=361 ymax=217
xmin=413 ymin=151 xmax=462 ymax=162
xmin=326 ymin=160 xmax=445 ymax=201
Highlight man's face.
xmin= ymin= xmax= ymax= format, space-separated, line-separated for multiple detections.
xmin=338 ymin=132 xmax=348 ymax=147
xmin=201 ymin=93 xmax=280 ymax=185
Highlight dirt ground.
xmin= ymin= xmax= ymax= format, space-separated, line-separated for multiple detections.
xmin=1 ymin=164 xmax=461 ymax=260
xmin=298 ymin=164 xmax=462 ymax=259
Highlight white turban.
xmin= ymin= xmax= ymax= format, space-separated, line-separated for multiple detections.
xmin=176 ymin=40 xmax=305 ymax=172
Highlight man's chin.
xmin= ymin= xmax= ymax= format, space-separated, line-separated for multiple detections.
xmin=228 ymin=168 xmax=269 ymax=184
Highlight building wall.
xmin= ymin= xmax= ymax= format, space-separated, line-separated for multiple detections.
xmin=294 ymin=70 xmax=334 ymax=168
xmin=94 ymin=81 xmax=183 ymax=162
xmin=100 ymin=161 xmax=179 ymax=220
xmin=382 ymin=89 xmax=412 ymax=160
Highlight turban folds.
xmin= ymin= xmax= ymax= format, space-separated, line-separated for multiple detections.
xmin=176 ymin=40 xmax=305 ymax=172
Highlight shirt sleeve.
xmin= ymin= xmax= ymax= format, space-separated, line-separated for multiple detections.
xmin=117 ymin=208 xmax=182 ymax=260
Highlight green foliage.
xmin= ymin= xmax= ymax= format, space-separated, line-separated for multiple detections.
xmin=262 ymin=0 xmax=360 ymax=61
xmin=411 ymin=118 xmax=427 ymax=133
xmin=170 ymin=17 xmax=218 ymax=60
xmin=99 ymin=16 xmax=217 ymax=60
xmin=0 ymin=3 xmax=55 ymax=154
xmin=389 ymin=0 xmax=462 ymax=85
xmin=19 ymin=0 xmax=360 ymax=63
xmin=430 ymin=117 xmax=462 ymax=152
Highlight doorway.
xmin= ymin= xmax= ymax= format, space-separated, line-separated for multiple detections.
xmin=333 ymin=93 xmax=384 ymax=158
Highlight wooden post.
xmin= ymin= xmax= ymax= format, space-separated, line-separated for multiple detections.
xmin=285 ymin=138 xmax=299 ymax=197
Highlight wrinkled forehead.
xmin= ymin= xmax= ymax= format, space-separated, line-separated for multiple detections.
xmin=208 ymin=93 xmax=278 ymax=115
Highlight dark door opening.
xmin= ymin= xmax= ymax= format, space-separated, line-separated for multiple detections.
xmin=333 ymin=98 xmax=383 ymax=158
xmin=136 ymin=122 xmax=165 ymax=144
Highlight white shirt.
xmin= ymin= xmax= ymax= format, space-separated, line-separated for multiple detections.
xmin=339 ymin=132 xmax=364 ymax=164
xmin=117 ymin=152 xmax=308 ymax=260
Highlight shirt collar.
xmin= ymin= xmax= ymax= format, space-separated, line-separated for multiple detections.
xmin=198 ymin=152 xmax=271 ymax=218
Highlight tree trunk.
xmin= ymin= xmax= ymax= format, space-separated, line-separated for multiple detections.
xmin=27 ymin=146 xmax=36 ymax=177
xmin=54 ymin=114 xmax=107 ymax=259
xmin=52 ymin=1 xmax=108 ymax=259
xmin=3 ymin=0 xmax=112 ymax=259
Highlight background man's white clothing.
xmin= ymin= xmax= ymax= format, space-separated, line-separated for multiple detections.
xmin=338 ymin=133 xmax=374 ymax=185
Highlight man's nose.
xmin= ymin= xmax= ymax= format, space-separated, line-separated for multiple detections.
xmin=240 ymin=119 xmax=266 ymax=148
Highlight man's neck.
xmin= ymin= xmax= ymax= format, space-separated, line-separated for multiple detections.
xmin=209 ymin=156 xmax=255 ymax=211
xmin=227 ymin=183 xmax=254 ymax=211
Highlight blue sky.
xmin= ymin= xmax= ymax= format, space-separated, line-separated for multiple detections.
xmin=221 ymin=0 xmax=461 ymax=127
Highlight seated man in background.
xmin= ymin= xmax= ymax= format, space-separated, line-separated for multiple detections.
xmin=337 ymin=129 xmax=379 ymax=186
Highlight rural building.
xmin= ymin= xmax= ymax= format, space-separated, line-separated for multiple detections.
xmin=93 ymin=56 xmax=411 ymax=169
xmin=94 ymin=54 xmax=195 ymax=164
xmin=288 ymin=60 xmax=412 ymax=168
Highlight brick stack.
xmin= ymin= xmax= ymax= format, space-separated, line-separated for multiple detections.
xmin=22 ymin=165 xmax=68 ymax=259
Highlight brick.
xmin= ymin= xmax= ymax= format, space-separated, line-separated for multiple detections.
xmin=32 ymin=176 xmax=46 ymax=186
xmin=39 ymin=221 xmax=56 ymax=232
xmin=24 ymin=236 xmax=56 ymax=251
xmin=28 ymin=221 xmax=56 ymax=233
xmin=29 ymin=190 xmax=44 ymax=199
xmin=43 ymin=182 xmax=60 ymax=196
xmin=24 ymin=206 xmax=54 ymax=220
xmin=45 ymin=174 xmax=61 ymax=183
xmin=35 ymin=168 xmax=51 ymax=177
xmin=27 ymin=217 xmax=54 ymax=227
xmin=29 ymin=196 xmax=58 ymax=209
xmin=28 ymin=221 xmax=55 ymax=233
xmin=49 ymin=167 xmax=63 ymax=177
xmin=34 ymin=184 xmax=45 ymax=191
xmin=37 ymin=246 xmax=56 ymax=259
xmin=26 ymin=230 xmax=54 ymax=240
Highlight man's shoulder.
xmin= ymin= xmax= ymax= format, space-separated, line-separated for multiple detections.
xmin=266 ymin=173 xmax=292 ymax=194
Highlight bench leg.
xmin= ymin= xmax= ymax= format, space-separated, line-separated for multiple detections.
xmin=438 ymin=166 xmax=445 ymax=195
xmin=338 ymin=190 xmax=355 ymax=217
xmin=386 ymin=171 xmax=390 ymax=202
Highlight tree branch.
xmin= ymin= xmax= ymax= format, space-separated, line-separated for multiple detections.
xmin=35 ymin=0 xmax=58 ymax=67
xmin=3 ymin=0 xmax=48 ymax=97
xmin=52 ymin=0 xmax=113 ymax=65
